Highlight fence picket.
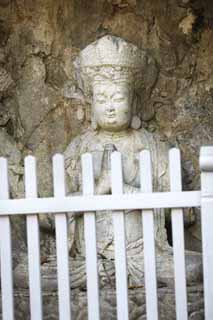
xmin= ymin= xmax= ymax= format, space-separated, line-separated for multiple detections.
xmin=0 ymin=158 xmax=14 ymax=320
xmin=0 ymin=147 xmax=213 ymax=320
xmin=82 ymin=153 xmax=100 ymax=320
xmin=111 ymin=152 xmax=129 ymax=320
xmin=200 ymin=146 xmax=213 ymax=320
xmin=53 ymin=154 xmax=71 ymax=320
xmin=140 ymin=150 xmax=158 ymax=320
xmin=169 ymin=148 xmax=188 ymax=320
xmin=25 ymin=156 xmax=43 ymax=320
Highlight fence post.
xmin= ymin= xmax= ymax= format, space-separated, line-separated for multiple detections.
xmin=200 ymin=146 xmax=213 ymax=320
xmin=140 ymin=150 xmax=158 ymax=320
xmin=169 ymin=148 xmax=187 ymax=320
xmin=0 ymin=158 xmax=14 ymax=320
xmin=82 ymin=153 xmax=100 ymax=320
xmin=25 ymin=156 xmax=43 ymax=320
xmin=111 ymin=152 xmax=129 ymax=320
xmin=53 ymin=154 xmax=72 ymax=320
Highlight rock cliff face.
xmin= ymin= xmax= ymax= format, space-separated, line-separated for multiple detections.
xmin=0 ymin=0 xmax=213 ymax=256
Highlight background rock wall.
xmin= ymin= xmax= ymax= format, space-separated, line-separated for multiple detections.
xmin=0 ymin=0 xmax=213 ymax=255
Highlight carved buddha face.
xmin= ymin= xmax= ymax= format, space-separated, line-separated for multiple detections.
xmin=93 ymin=81 xmax=133 ymax=132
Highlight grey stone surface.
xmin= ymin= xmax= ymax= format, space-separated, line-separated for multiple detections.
xmin=12 ymin=253 xmax=204 ymax=319
xmin=0 ymin=285 xmax=204 ymax=320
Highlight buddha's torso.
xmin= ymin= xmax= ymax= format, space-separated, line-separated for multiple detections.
xmin=64 ymin=128 xmax=169 ymax=258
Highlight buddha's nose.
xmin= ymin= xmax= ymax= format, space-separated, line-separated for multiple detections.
xmin=107 ymin=102 xmax=115 ymax=112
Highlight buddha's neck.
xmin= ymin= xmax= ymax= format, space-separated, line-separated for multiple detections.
xmin=98 ymin=129 xmax=132 ymax=141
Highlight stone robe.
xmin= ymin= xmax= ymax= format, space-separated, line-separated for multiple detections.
xmin=64 ymin=127 xmax=170 ymax=261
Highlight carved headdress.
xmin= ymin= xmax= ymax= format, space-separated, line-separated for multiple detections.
xmin=74 ymin=35 xmax=158 ymax=126
xmin=75 ymin=35 xmax=148 ymax=92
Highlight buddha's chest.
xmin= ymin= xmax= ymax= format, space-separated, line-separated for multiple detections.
xmin=86 ymin=143 xmax=140 ymax=184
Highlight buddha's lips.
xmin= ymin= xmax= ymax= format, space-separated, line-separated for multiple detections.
xmin=106 ymin=113 xmax=116 ymax=118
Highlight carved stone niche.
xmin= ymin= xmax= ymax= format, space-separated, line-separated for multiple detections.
xmin=13 ymin=35 xmax=203 ymax=320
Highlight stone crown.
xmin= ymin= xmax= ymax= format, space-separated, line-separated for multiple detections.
xmin=79 ymin=35 xmax=145 ymax=70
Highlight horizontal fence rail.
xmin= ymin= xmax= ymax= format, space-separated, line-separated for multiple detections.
xmin=0 ymin=191 xmax=201 ymax=215
xmin=0 ymin=147 xmax=213 ymax=320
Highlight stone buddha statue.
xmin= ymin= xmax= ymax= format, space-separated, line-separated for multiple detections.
xmin=11 ymin=35 xmax=203 ymax=320
xmin=64 ymin=36 xmax=171 ymax=285
xmin=64 ymin=36 xmax=202 ymax=286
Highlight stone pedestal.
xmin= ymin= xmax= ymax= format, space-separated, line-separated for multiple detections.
xmin=10 ymin=255 xmax=204 ymax=320
xmin=1 ymin=286 xmax=204 ymax=320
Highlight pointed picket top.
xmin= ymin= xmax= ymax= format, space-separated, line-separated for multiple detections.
xmin=200 ymin=146 xmax=213 ymax=172
xmin=82 ymin=153 xmax=95 ymax=195
xmin=111 ymin=151 xmax=123 ymax=194
xmin=53 ymin=153 xmax=64 ymax=164
xmin=24 ymin=154 xmax=37 ymax=169
xmin=169 ymin=148 xmax=182 ymax=191
xmin=53 ymin=153 xmax=66 ymax=197
xmin=82 ymin=152 xmax=92 ymax=162
xmin=53 ymin=153 xmax=65 ymax=169
xmin=24 ymin=155 xmax=37 ymax=198
xmin=0 ymin=156 xmax=8 ymax=167
xmin=140 ymin=150 xmax=152 ymax=192
xmin=169 ymin=147 xmax=182 ymax=188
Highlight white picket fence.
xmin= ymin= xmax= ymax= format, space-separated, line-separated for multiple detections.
xmin=0 ymin=146 xmax=213 ymax=320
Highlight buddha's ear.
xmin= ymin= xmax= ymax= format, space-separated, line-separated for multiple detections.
xmin=131 ymin=90 xmax=138 ymax=114
xmin=91 ymin=118 xmax=98 ymax=130
xmin=130 ymin=91 xmax=142 ymax=130
xmin=131 ymin=115 xmax=141 ymax=130
xmin=91 ymin=108 xmax=98 ymax=130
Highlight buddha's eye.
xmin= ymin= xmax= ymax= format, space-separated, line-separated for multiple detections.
xmin=113 ymin=97 xmax=124 ymax=102
xmin=96 ymin=99 xmax=105 ymax=104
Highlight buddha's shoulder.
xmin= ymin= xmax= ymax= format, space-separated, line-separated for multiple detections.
xmin=131 ymin=128 xmax=154 ymax=147
xmin=64 ymin=129 xmax=97 ymax=160
xmin=132 ymin=128 xmax=169 ymax=152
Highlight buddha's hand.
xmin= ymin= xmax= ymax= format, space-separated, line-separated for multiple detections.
xmin=95 ymin=170 xmax=111 ymax=195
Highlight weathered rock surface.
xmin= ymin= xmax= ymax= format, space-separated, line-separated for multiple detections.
xmin=0 ymin=0 xmax=212 ymax=316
